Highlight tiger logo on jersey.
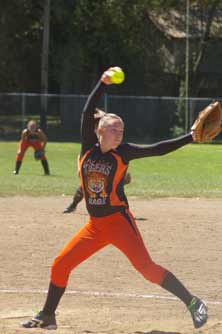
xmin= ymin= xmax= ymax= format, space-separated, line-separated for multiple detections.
xmin=86 ymin=171 xmax=108 ymax=199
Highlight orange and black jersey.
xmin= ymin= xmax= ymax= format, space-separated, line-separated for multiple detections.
xmin=80 ymin=80 xmax=193 ymax=217
xmin=22 ymin=128 xmax=46 ymax=142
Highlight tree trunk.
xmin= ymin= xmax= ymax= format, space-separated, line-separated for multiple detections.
xmin=40 ymin=0 xmax=50 ymax=132
xmin=190 ymin=0 xmax=220 ymax=97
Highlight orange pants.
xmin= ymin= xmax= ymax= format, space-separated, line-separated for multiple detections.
xmin=16 ymin=140 xmax=46 ymax=161
xmin=51 ymin=210 xmax=167 ymax=288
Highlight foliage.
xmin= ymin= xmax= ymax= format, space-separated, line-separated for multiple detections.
xmin=1 ymin=0 xmax=222 ymax=99
xmin=0 ymin=0 xmax=44 ymax=91
xmin=50 ymin=0 xmax=168 ymax=94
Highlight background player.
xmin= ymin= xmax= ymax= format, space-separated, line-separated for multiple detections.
xmin=22 ymin=68 xmax=208 ymax=330
xmin=13 ymin=120 xmax=50 ymax=175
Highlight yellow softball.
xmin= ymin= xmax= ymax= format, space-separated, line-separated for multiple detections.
xmin=110 ymin=67 xmax=125 ymax=84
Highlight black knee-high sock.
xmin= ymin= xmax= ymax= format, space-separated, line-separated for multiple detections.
xmin=161 ymin=271 xmax=193 ymax=306
xmin=14 ymin=160 xmax=22 ymax=174
xmin=42 ymin=282 xmax=66 ymax=315
xmin=41 ymin=159 xmax=50 ymax=175
xmin=72 ymin=186 xmax=83 ymax=207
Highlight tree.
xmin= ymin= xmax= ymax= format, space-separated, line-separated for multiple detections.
xmin=188 ymin=0 xmax=222 ymax=97
xmin=0 ymin=0 xmax=44 ymax=91
xmin=176 ymin=1 xmax=222 ymax=133
xmin=50 ymin=0 xmax=178 ymax=94
xmin=40 ymin=0 xmax=50 ymax=130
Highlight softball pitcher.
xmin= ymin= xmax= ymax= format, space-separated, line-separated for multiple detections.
xmin=22 ymin=68 xmax=208 ymax=330
xmin=13 ymin=120 xmax=50 ymax=175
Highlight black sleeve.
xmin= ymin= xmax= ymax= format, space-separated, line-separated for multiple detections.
xmin=120 ymin=133 xmax=193 ymax=162
xmin=80 ymin=80 xmax=106 ymax=155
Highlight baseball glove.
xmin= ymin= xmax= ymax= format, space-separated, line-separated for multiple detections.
xmin=191 ymin=101 xmax=222 ymax=142
xmin=34 ymin=149 xmax=45 ymax=160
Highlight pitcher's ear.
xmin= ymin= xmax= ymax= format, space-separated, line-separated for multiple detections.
xmin=96 ymin=126 xmax=104 ymax=139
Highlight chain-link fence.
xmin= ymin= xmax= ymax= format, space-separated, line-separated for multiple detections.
xmin=0 ymin=93 xmax=220 ymax=142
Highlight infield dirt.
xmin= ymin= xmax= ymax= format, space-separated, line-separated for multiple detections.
xmin=0 ymin=196 xmax=221 ymax=334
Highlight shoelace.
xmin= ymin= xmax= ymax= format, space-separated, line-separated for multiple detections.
xmin=183 ymin=297 xmax=197 ymax=320
xmin=187 ymin=297 xmax=197 ymax=311
xmin=27 ymin=318 xmax=42 ymax=328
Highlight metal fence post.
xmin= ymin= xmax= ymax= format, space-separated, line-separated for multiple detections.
xmin=21 ymin=94 xmax=26 ymax=129
xmin=104 ymin=93 xmax=108 ymax=112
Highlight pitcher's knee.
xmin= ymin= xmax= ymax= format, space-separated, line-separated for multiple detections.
xmin=135 ymin=260 xmax=166 ymax=285
xmin=50 ymin=256 xmax=71 ymax=288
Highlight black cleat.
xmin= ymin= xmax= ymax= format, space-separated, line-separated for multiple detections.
xmin=188 ymin=296 xmax=208 ymax=329
xmin=21 ymin=310 xmax=57 ymax=329
xmin=63 ymin=203 xmax=76 ymax=213
xmin=13 ymin=170 xmax=18 ymax=175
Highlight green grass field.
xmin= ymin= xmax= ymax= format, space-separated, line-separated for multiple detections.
xmin=1 ymin=141 xmax=222 ymax=198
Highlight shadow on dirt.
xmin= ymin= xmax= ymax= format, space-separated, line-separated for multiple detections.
xmin=131 ymin=330 xmax=182 ymax=334
xmin=81 ymin=330 xmax=182 ymax=334
xmin=135 ymin=217 xmax=147 ymax=221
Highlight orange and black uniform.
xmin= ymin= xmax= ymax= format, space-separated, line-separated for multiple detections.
xmin=16 ymin=128 xmax=47 ymax=161
xmin=13 ymin=127 xmax=50 ymax=175
xmin=50 ymin=80 xmax=193 ymax=290
xmin=41 ymin=80 xmax=196 ymax=317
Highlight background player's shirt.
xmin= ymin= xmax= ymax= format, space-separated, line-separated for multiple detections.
xmin=22 ymin=128 xmax=46 ymax=142
xmin=80 ymin=81 xmax=193 ymax=217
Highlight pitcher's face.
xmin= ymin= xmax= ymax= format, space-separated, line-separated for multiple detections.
xmin=100 ymin=119 xmax=124 ymax=149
